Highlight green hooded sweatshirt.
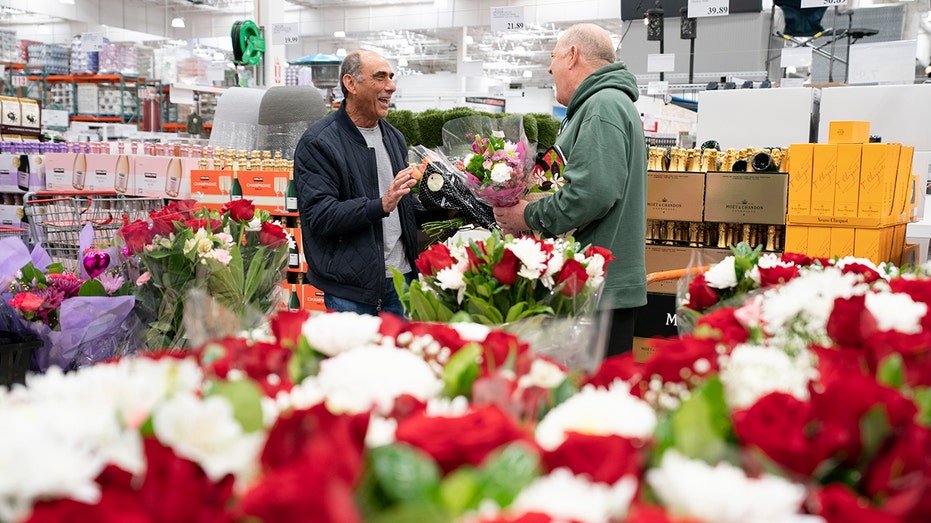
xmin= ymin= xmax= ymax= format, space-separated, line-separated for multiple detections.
xmin=524 ymin=62 xmax=648 ymax=309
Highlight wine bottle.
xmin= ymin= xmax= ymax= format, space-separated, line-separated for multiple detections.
xmin=285 ymin=173 xmax=298 ymax=212
xmin=16 ymin=154 xmax=30 ymax=191
xmin=72 ymin=152 xmax=87 ymax=190
xmin=288 ymin=284 xmax=301 ymax=311
xmin=229 ymin=175 xmax=243 ymax=201
xmin=751 ymin=151 xmax=778 ymax=172
xmin=165 ymin=157 xmax=182 ymax=197
xmin=114 ymin=155 xmax=130 ymax=194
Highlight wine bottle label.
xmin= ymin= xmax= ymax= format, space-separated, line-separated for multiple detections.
xmin=73 ymin=170 xmax=85 ymax=190
xmin=115 ymin=172 xmax=128 ymax=193
xmin=286 ymin=196 xmax=298 ymax=212
xmin=17 ymin=170 xmax=29 ymax=191
xmin=289 ymin=252 xmax=299 ymax=267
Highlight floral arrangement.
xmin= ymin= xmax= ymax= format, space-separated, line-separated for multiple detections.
xmin=9 ymin=272 xmax=931 ymax=523
xmin=394 ymin=229 xmax=612 ymax=325
xmin=458 ymin=130 xmax=532 ymax=207
xmin=1 ymin=234 xmax=138 ymax=371
xmin=118 ymin=199 xmax=290 ymax=350
xmin=526 ymin=144 xmax=566 ymax=199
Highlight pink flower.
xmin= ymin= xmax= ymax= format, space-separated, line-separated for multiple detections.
xmin=136 ymin=272 xmax=151 ymax=286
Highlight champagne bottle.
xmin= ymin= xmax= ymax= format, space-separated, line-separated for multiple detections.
xmin=72 ymin=152 xmax=87 ymax=190
xmin=288 ymin=284 xmax=301 ymax=311
xmin=285 ymin=172 xmax=298 ymax=212
xmin=288 ymin=239 xmax=300 ymax=268
xmin=165 ymin=157 xmax=182 ymax=197
xmin=229 ymin=175 xmax=243 ymax=201
xmin=751 ymin=151 xmax=778 ymax=172
xmin=114 ymin=154 xmax=130 ymax=194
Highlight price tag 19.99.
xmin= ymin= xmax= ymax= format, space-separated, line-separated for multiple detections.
xmin=688 ymin=0 xmax=730 ymax=18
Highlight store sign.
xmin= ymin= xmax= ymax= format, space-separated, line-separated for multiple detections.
xmin=80 ymin=33 xmax=104 ymax=52
xmin=801 ymin=0 xmax=846 ymax=7
xmin=647 ymin=54 xmax=676 ymax=73
xmin=647 ymin=81 xmax=669 ymax=95
xmin=490 ymin=6 xmax=525 ymax=32
xmin=688 ymin=0 xmax=730 ymax=18
xmin=271 ymin=22 xmax=300 ymax=46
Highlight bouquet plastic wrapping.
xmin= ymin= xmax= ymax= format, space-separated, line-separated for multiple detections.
xmin=120 ymin=199 xmax=290 ymax=350
xmin=441 ymin=115 xmax=536 ymax=208
xmin=394 ymin=230 xmax=614 ymax=371
xmin=408 ymin=144 xmax=497 ymax=243
xmin=0 ymin=235 xmax=141 ymax=372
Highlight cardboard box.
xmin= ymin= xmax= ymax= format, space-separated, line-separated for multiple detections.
xmin=807 ymin=226 xmax=832 ymax=258
xmin=892 ymin=146 xmax=915 ymax=220
xmin=45 ymin=152 xmax=89 ymax=192
xmin=0 ymin=96 xmax=21 ymax=128
xmin=632 ymin=336 xmax=657 ymax=363
xmin=19 ymin=99 xmax=40 ymax=131
xmin=859 ymin=143 xmax=888 ymax=219
xmin=811 ymin=144 xmax=838 ymax=216
xmin=854 ymin=227 xmax=894 ymax=262
xmin=646 ymin=171 xmax=705 ymax=222
xmin=788 ymin=143 xmax=814 ymax=215
xmin=828 ymin=120 xmax=870 ymax=144
xmin=834 ymin=144 xmax=861 ymax=218
xmin=882 ymin=144 xmax=903 ymax=217
xmin=0 ymin=154 xmax=42 ymax=192
xmin=703 ymin=171 xmax=788 ymax=225
xmin=302 ymin=284 xmax=326 ymax=312
xmin=892 ymin=223 xmax=907 ymax=266
xmin=190 ymin=169 xmax=288 ymax=211
xmin=784 ymin=225 xmax=809 ymax=254
xmin=830 ymin=227 xmax=855 ymax=258
xmin=133 ymin=156 xmax=197 ymax=198
xmin=0 ymin=204 xmax=22 ymax=227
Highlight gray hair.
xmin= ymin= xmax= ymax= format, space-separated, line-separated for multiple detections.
xmin=339 ymin=51 xmax=364 ymax=98
xmin=559 ymin=23 xmax=617 ymax=65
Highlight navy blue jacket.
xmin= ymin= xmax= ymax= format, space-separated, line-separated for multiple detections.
xmin=293 ymin=105 xmax=419 ymax=306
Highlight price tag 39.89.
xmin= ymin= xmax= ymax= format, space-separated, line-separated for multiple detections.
xmin=688 ymin=0 xmax=730 ymax=18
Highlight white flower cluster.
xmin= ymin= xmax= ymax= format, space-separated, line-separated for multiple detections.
xmin=718 ymin=343 xmax=818 ymax=410
xmin=301 ymin=311 xmax=383 ymax=356
xmin=509 ymin=468 xmax=638 ymax=523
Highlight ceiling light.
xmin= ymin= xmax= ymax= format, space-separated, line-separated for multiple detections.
xmin=333 ymin=31 xmax=346 ymax=38
xmin=171 ymin=17 xmax=185 ymax=28
xmin=336 ymin=48 xmax=347 ymax=57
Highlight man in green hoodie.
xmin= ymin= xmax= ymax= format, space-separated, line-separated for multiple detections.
xmin=493 ymin=23 xmax=647 ymax=358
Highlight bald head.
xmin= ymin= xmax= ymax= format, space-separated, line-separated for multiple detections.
xmin=558 ymin=23 xmax=617 ymax=67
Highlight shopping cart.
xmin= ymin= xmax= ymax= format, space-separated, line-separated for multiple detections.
xmin=23 ymin=192 xmax=166 ymax=271
xmin=0 ymin=226 xmax=29 ymax=242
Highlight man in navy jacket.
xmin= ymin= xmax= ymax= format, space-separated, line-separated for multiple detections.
xmin=293 ymin=49 xmax=420 ymax=316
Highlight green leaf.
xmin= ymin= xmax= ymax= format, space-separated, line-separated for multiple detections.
xmin=229 ymin=243 xmax=245 ymax=294
xmin=205 ymin=378 xmax=264 ymax=433
xmin=391 ymin=268 xmax=411 ymax=312
xmin=670 ymin=376 xmax=732 ymax=463
xmin=475 ymin=442 xmax=541 ymax=508
xmin=19 ymin=262 xmax=46 ymax=285
xmin=877 ymin=353 xmax=905 ymax=389
xmin=369 ymin=444 xmax=441 ymax=504
xmin=364 ymin=504 xmax=450 ymax=523
xmin=443 ymin=343 xmax=481 ymax=398
xmin=78 ymin=279 xmax=107 ymax=296
xmin=438 ymin=467 xmax=480 ymax=516
xmin=859 ymin=405 xmax=892 ymax=463
xmin=915 ymin=387 xmax=931 ymax=427
xmin=241 ymin=245 xmax=269 ymax=304
xmin=504 ymin=302 xmax=527 ymax=323
xmin=465 ymin=296 xmax=503 ymax=325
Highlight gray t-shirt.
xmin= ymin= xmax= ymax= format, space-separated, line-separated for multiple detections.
xmin=358 ymin=125 xmax=411 ymax=277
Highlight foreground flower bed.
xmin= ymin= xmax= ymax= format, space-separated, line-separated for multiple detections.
xmin=4 ymin=249 xmax=931 ymax=523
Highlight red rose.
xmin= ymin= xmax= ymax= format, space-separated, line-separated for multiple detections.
xmin=149 ymin=209 xmax=187 ymax=236
xmin=221 ymin=199 xmax=255 ymax=222
xmin=841 ymin=262 xmax=882 ymax=283
xmin=415 ymin=243 xmax=454 ymax=276
xmin=466 ymin=242 xmax=489 ymax=271
xmin=472 ymin=513 xmax=560 ymax=523
xmin=627 ymin=503 xmax=705 ymax=523
xmin=685 ymin=273 xmax=719 ymax=311
xmin=494 ymin=248 xmax=521 ymax=286
xmin=138 ymin=438 xmax=235 ymax=523
xmin=695 ymin=307 xmax=750 ymax=346
xmin=638 ymin=335 xmax=719 ymax=387
xmin=555 ymin=258 xmax=589 ymax=297
xmin=862 ymin=423 xmax=931 ymax=521
xmin=810 ymin=483 xmax=901 ymax=523
xmin=184 ymin=218 xmax=222 ymax=232
xmin=271 ymin=309 xmax=310 ymax=349
xmin=10 ymin=292 xmax=44 ymax=313
xmin=258 ymin=221 xmax=288 ymax=248
xmin=394 ymin=404 xmax=534 ymax=474
xmin=119 ymin=219 xmax=153 ymax=254
xmin=826 ymin=295 xmax=877 ymax=348
xmin=585 ymin=245 xmax=615 ymax=267
xmin=480 ymin=330 xmax=532 ymax=374
xmin=194 ymin=338 xmax=293 ymax=397
xmin=544 ymin=433 xmax=647 ymax=484
xmin=811 ymin=345 xmax=871 ymax=388
xmin=758 ymin=264 xmax=799 ymax=288
xmin=865 ymin=330 xmax=931 ymax=387
xmin=779 ymin=251 xmax=812 ymax=266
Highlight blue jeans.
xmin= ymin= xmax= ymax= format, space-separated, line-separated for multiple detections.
xmin=323 ymin=273 xmax=412 ymax=318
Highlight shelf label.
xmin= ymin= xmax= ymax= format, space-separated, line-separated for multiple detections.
xmin=647 ymin=54 xmax=676 ymax=73
xmin=12 ymin=76 xmax=28 ymax=87
xmin=42 ymin=109 xmax=69 ymax=128
xmin=647 ymin=81 xmax=669 ymax=95
xmin=490 ymin=6 xmax=525 ymax=32
xmin=688 ymin=0 xmax=730 ymax=18
xmin=271 ymin=22 xmax=300 ymax=46
xmin=801 ymin=0 xmax=846 ymax=7
xmin=80 ymin=32 xmax=105 ymax=52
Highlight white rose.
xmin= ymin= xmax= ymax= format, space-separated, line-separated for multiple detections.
xmin=490 ymin=162 xmax=513 ymax=183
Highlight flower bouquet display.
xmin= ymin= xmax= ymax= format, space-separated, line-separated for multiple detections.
xmin=393 ymin=229 xmax=614 ymax=370
xmin=119 ymin=199 xmax=290 ymax=350
xmin=442 ymin=114 xmax=536 ymax=208
xmin=1 ymin=233 xmax=139 ymax=372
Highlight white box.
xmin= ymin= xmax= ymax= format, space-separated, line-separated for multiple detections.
xmin=76 ymin=84 xmax=100 ymax=115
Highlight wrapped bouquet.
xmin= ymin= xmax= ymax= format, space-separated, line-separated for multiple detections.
xmin=119 ymin=199 xmax=290 ymax=350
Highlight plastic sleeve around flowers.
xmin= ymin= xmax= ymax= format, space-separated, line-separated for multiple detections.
xmin=408 ymin=144 xmax=498 ymax=232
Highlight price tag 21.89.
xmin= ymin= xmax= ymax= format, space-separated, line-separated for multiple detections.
xmin=688 ymin=0 xmax=730 ymax=18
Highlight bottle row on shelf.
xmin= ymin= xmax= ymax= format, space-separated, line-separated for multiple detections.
xmin=648 ymin=145 xmax=789 ymax=173
xmin=646 ymin=220 xmax=785 ymax=252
